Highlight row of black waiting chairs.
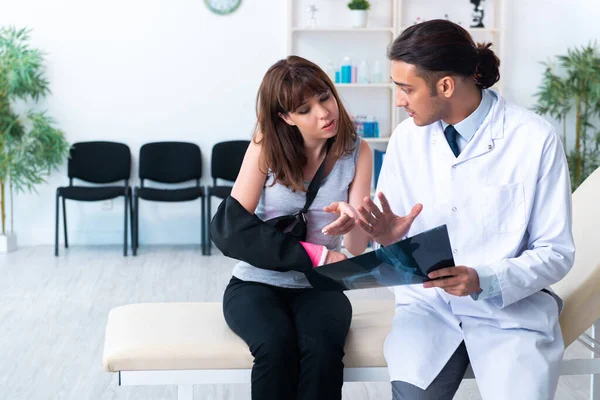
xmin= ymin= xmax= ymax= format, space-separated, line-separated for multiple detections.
xmin=54 ymin=140 xmax=250 ymax=257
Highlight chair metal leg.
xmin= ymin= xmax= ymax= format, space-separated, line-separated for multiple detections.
xmin=62 ymin=197 xmax=68 ymax=248
xmin=123 ymin=194 xmax=128 ymax=257
xmin=55 ymin=192 xmax=60 ymax=256
xmin=201 ymin=196 xmax=207 ymax=255
xmin=129 ymin=193 xmax=135 ymax=253
xmin=133 ymin=191 xmax=139 ymax=256
xmin=206 ymin=195 xmax=211 ymax=255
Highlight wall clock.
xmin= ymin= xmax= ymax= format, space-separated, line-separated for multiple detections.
xmin=204 ymin=0 xmax=241 ymax=15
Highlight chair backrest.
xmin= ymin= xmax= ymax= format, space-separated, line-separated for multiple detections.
xmin=211 ymin=140 xmax=250 ymax=183
xmin=551 ymin=167 xmax=600 ymax=347
xmin=68 ymin=141 xmax=131 ymax=184
xmin=139 ymin=142 xmax=202 ymax=183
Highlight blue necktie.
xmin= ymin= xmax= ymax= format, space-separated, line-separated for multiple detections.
xmin=444 ymin=125 xmax=460 ymax=157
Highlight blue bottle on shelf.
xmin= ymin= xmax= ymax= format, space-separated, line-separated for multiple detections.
xmin=341 ymin=57 xmax=351 ymax=84
xmin=363 ymin=119 xmax=372 ymax=137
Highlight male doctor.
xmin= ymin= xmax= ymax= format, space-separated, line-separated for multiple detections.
xmin=357 ymin=20 xmax=575 ymax=399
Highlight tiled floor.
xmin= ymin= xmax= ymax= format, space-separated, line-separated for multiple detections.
xmin=0 ymin=245 xmax=593 ymax=399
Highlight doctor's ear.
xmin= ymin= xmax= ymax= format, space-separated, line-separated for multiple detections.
xmin=437 ymin=76 xmax=455 ymax=98
xmin=278 ymin=112 xmax=296 ymax=126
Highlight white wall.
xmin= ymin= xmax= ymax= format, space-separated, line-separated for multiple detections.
xmin=504 ymin=0 xmax=598 ymax=104
xmin=502 ymin=0 xmax=600 ymax=171
xmin=504 ymin=0 xmax=600 ymax=134
xmin=3 ymin=0 xmax=599 ymax=247
xmin=2 ymin=0 xmax=286 ymax=247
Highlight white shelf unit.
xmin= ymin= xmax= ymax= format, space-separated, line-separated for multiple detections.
xmin=287 ymin=0 xmax=398 ymax=140
xmin=287 ymin=0 xmax=505 ymax=187
xmin=363 ymin=137 xmax=390 ymax=144
xmin=287 ymin=0 xmax=505 ymax=131
xmin=292 ymin=27 xmax=396 ymax=33
xmin=335 ymin=83 xmax=394 ymax=89
xmin=399 ymin=27 xmax=500 ymax=34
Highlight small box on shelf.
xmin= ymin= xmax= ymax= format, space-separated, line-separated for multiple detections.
xmin=354 ymin=115 xmax=379 ymax=138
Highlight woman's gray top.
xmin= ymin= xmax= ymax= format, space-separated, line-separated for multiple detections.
xmin=232 ymin=138 xmax=362 ymax=288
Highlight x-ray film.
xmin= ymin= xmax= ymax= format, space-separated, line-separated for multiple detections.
xmin=307 ymin=225 xmax=455 ymax=291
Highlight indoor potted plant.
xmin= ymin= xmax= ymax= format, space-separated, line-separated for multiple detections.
xmin=533 ymin=42 xmax=600 ymax=191
xmin=348 ymin=0 xmax=370 ymax=28
xmin=0 ymin=26 xmax=70 ymax=252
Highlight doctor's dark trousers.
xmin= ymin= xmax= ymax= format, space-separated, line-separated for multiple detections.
xmin=223 ymin=276 xmax=352 ymax=400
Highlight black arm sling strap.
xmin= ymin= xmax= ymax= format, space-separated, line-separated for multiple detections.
xmin=209 ymin=139 xmax=343 ymax=280
xmin=265 ymin=139 xmax=332 ymax=241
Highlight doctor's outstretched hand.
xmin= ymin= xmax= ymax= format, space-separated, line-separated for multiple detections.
xmin=423 ymin=266 xmax=481 ymax=297
xmin=356 ymin=192 xmax=423 ymax=247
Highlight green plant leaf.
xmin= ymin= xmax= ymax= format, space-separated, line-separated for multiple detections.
xmin=533 ymin=41 xmax=600 ymax=191
xmin=0 ymin=25 xmax=70 ymax=234
xmin=347 ymin=0 xmax=370 ymax=11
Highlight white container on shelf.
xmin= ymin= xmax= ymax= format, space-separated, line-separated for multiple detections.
xmin=371 ymin=60 xmax=382 ymax=83
xmin=325 ymin=62 xmax=336 ymax=82
xmin=350 ymin=10 xmax=368 ymax=28
xmin=358 ymin=60 xmax=370 ymax=83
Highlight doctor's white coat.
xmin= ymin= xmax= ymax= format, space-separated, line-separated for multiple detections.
xmin=378 ymin=92 xmax=575 ymax=399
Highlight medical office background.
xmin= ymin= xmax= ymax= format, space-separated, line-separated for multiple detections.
xmin=1 ymin=0 xmax=598 ymax=250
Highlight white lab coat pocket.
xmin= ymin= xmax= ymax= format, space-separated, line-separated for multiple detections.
xmin=483 ymin=183 xmax=526 ymax=233
xmin=494 ymin=291 xmax=558 ymax=332
xmin=451 ymin=293 xmax=550 ymax=332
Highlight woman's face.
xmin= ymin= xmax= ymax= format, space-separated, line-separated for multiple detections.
xmin=280 ymin=90 xmax=340 ymax=141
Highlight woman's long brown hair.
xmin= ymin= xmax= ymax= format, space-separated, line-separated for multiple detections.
xmin=254 ymin=56 xmax=356 ymax=191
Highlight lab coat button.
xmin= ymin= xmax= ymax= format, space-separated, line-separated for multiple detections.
xmin=452 ymin=207 xmax=457 ymax=212
xmin=452 ymin=165 xmax=457 ymax=169
xmin=453 ymin=249 xmax=458 ymax=254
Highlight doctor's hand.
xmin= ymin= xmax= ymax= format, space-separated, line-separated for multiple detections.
xmin=423 ymin=266 xmax=481 ymax=297
xmin=356 ymin=192 xmax=423 ymax=247
xmin=322 ymin=201 xmax=357 ymax=236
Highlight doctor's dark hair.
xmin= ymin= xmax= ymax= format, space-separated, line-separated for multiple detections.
xmin=388 ymin=19 xmax=500 ymax=92
xmin=253 ymin=56 xmax=356 ymax=191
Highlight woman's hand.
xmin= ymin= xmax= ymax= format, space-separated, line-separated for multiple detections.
xmin=323 ymin=250 xmax=348 ymax=265
xmin=322 ymin=201 xmax=358 ymax=236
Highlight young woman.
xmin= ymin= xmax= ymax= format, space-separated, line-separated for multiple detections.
xmin=221 ymin=56 xmax=372 ymax=400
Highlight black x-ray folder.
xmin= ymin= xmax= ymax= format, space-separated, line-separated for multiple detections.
xmin=306 ymin=225 xmax=455 ymax=291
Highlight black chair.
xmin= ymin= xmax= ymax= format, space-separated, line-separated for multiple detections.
xmin=206 ymin=140 xmax=250 ymax=255
xmin=55 ymin=141 xmax=133 ymax=256
xmin=133 ymin=142 xmax=205 ymax=256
